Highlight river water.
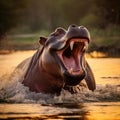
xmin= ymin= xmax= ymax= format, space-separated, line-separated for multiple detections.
xmin=0 ymin=51 xmax=120 ymax=120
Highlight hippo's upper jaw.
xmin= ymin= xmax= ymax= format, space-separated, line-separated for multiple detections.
xmin=51 ymin=25 xmax=90 ymax=86
xmin=57 ymin=38 xmax=88 ymax=75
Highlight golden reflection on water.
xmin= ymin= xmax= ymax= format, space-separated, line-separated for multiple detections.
xmin=0 ymin=51 xmax=120 ymax=85
xmin=86 ymin=102 xmax=120 ymax=120
xmin=0 ymin=50 xmax=35 ymax=76
xmin=0 ymin=50 xmax=120 ymax=120
xmin=87 ymin=58 xmax=120 ymax=85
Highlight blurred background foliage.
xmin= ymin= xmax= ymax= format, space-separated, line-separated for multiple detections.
xmin=0 ymin=0 xmax=120 ymax=56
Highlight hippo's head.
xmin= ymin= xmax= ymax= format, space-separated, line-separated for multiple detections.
xmin=39 ymin=25 xmax=90 ymax=87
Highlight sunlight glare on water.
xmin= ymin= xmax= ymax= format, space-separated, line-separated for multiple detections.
xmin=0 ymin=51 xmax=120 ymax=85
xmin=86 ymin=102 xmax=120 ymax=120
xmin=87 ymin=58 xmax=120 ymax=85
xmin=0 ymin=50 xmax=35 ymax=76
xmin=0 ymin=51 xmax=120 ymax=120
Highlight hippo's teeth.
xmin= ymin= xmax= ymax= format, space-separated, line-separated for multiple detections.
xmin=84 ymin=41 xmax=88 ymax=50
xmin=69 ymin=68 xmax=73 ymax=73
xmin=70 ymin=41 xmax=74 ymax=51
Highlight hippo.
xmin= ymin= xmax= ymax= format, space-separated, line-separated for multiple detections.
xmin=19 ymin=25 xmax=96 ymax=95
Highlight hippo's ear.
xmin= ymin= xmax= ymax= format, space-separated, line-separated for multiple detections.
xmin=39 ymin=36 xmax=47 ymax=45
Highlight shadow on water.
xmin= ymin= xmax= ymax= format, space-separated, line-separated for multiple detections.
xmin=0 ymin=103 xmax=90 ymax=120
xmin=0 ymin=102 xmax=120 ymax=120
xmin=52 ymin=103 xmax=89 ymax=120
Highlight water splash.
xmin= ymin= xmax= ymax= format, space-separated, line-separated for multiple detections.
xmin=0 ymin=70 xmax=120 ymax=104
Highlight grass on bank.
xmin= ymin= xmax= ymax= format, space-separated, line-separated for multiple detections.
xmin=0 ymin=26 xmax=120 ymax=57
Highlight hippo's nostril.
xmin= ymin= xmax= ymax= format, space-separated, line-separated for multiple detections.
xmin=79 ymin=26 xmax=85 ymax=28
xmin=71 ymin=24 xmax=77 ymax=27
xmin=68 ymin=24 xmax=77 ymax=30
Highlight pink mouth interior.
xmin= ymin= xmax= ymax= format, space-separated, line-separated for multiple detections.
xmin=57 ymin=38 xmax=88 ymax=75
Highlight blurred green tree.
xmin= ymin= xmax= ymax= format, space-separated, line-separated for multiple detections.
xmin=1 ymin=0 xmax=119 ymax=36
xmin=95 ymin=0 xmax=120 ymax=28
xmin=0 ymin=0 xmax=28 ymax=39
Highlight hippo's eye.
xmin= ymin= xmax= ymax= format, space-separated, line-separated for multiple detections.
xmin=54 ymin=28 xmax=66 ymax=36
xmin=54 ymin=31 xmax=60 ymax=36
xmin=50 ymin=31 xmax=60 ymax=37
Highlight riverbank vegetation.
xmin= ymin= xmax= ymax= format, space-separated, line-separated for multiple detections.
xmin=1 ymin=25 xmax=119 ymax=57
xmin=0 ymin=0 xmax=120 ymax=57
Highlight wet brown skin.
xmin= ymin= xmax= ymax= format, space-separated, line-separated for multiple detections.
xmin=21 ymin=25 xmax=96 ymax=95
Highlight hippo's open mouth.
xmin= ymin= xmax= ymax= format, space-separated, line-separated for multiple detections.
xmin=57 ymin=38 xmax=88 ymax=75
xmin=55 ymin=38 xmax=88 ymax=85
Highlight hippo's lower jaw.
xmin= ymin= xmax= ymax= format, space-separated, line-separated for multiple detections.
xmin=63 ymin=70 xmax=86 ymax=86
xmin=53 ymin=38 xmax=88 ymax=86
